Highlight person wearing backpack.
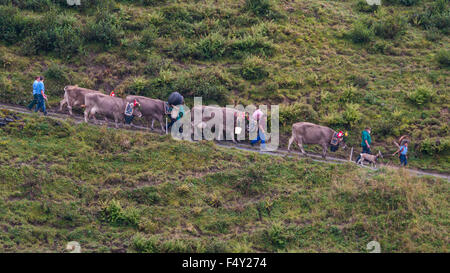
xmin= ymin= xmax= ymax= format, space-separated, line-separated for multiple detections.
xmin=393 ymin=141 xmax=408 ymax=166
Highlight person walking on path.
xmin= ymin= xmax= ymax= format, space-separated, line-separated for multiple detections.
xmin=36 ymin=76 xmax=47 ymax=115
xmin=356 ymin=127 xmax=372 ymax=163
xmin=27 ymin=76 xmax=41 ymax=112
xmin=393 ymin=141 xmax=408 ymax=166
xmin=250 ymin=108 xmax=266 ymax=150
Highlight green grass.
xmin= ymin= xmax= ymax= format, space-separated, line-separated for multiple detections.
xmin=0 ymin=111 xmax=448 ymax=252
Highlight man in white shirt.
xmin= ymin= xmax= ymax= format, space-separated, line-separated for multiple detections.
xmin=250 ymin=108 xmax=266 ymax=149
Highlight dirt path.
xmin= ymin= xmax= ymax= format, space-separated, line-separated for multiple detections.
xmin=1 ymin=103 xmax=448 ymax=181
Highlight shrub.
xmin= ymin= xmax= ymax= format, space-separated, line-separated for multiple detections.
xmin=347 ymin=21 xmax=374 ymax=44
xmin=262 ymin=223 xmax=290 ymax=250
xmin=408 ymin=86 xmax=435 ymax=106
xmin=240 ymin=56 xmax=269 ymax=80
xmin=339 ymin=85 xmax=360 ymax=103
xmin=410 ymin=0 xmax=449 ymax=33
xmin=279 ymin=103 xmax=319 ymax=127
xmin=383 ymin=0 xmax=420 ymax=5
xmin=172 ymin=69 xmax=231 ymax=104
xmin=418 ymin=137 xmax=450 ymax=155
xmin=349 ymin=75 xmax=369 ymax=88
xmin=193 ymin=33 xmax=227 ymax=60
xmin=0 ymin=6 xmax=32 ymax=45
xmin=355 ymin=0 xmax=379 ymax=13
xmin=85 ymin=8 xmax=123 ymax=48
xmin=342 ymin=103 xmax=362 ymax=128
xmin=128 ymin=187 xmax=161 ymax=205
xmin=44 ymin=64 xmax=69 ymax=83
xmin=99 ymin=199 xmax=139 ymax=227
xmin=228 ymin=35 xmax=275 ymax=59
xmin=435 ymin=49 xmax=450 ymax=68
xmin=245 ymin=0 xmax=271 ymax=17
xmin=373 ymin=15 xmax=407 ymax=39
xmin=140 ymin=25 xmax=158 ymax=48
xmin=21 ymin=12 xmax=83 ymax=57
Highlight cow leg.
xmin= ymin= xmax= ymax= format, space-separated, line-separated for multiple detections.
xmin=59 ymin=98 xmax=66 ymax=112
xmin=297 ymin=138 xmax=306 ymax=155
xmin=288 ymin=135 xmax=295 ymax=152
xmin=321 ymin=144 xmax=327 ymax=159
xmin=114 ymin=114 xmax=119 ymax=129
xmin=160 ymin=117 xmax=165 ymax=132
xmin=84 ymin=109 xmax=89 ymax=123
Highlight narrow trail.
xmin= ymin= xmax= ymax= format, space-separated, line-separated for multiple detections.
xmin=1 ymin=103 xmax=448 ymax=181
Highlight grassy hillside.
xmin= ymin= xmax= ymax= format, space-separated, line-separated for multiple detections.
xmin=0 ymin=110 xmax=448 ymax=252
xmin=1 ymin=0 xmax=448 ymax=172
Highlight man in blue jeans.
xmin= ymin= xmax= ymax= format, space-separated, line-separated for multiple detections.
xmin=27 ymin=76 xmax=47 ymax=115
xmin=27 ymin=76 xmax=41 ymax=111
xmin=35 ymin=76 xmax=47 ymax=116
xmin=250 ymin=108 xmax=266 ymax=150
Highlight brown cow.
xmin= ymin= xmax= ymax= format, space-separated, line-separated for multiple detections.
xmin=288 ymin=122 xmax=347 ymax=159
xmin=59 ymin=85 xmax=100 ymax=116
xmin=84 ymin=93 xmax=142 ymax=128
xmin=191 ymin=105 xmax=245 ymax=143
xmin=126 ymin=95 xmax=166 ymax=132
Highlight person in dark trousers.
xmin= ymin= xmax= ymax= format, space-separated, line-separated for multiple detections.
xmin=27 ymin=76 xmax=41 ymax=111
xmin=393 ymin=141 xmax=408 ymax=166
xmin=356 ymin=127 xmax=372 ymax=163
xmin=28 ymin=76 xmax=47 ymax=115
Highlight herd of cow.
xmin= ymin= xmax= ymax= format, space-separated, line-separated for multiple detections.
xmin=59 ymin=85 xmax=348 ymax=159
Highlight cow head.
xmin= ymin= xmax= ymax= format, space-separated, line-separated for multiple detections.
xmin=132 ymin=100 xmax=143 ymax=118
xmin=171 ymin=105 xmax=180 ymax=119
xmin=338 ymin=131 xmax=348 ymax=150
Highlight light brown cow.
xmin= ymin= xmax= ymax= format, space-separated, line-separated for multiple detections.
xmin=126 ymin=95 xmax=166 ymax=132
xmin=288 ymin=122 xmax=347 ymax=159
xmin=191 ymin=105 xmax=245 ymax=143
xmin=59 ymin=85 xmax=101 ymax=116
xmin=84 ymin=93 xmax=142 ymax=128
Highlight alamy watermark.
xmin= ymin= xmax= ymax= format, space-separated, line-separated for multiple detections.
xmin=67 ymin=0 xmax=81 ymax=6
xmin=367 ymin=241 xmax=381 ymax=253
xmin=366 ymin=0 xmax=381 ymax=5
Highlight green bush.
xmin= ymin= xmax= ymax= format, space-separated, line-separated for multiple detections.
xmin=383 ymin=0 xmax=420 ymax=5
xmin=342 ymin=103 xmax=362 ymax=128
xmin=172 ymin=69 xmax=231 ymax=104
xmin=44 ymin=64 xmax=69 ymax=83
xmin=347 ymin=21 xmax=374 ymax=44
xmin=279 ymin=103 xmax=319 ymax=127
xmin=262 ymin=223 xmax=290 ymax=250
xmin=0 ymin=6 xmax=32 ymax=45
xmin=355 ymin=0 xmax=379 ymax=13
xmin=244 ymin=0 xmax=284 ymax=20
xmin=99 ymin=199 xmax=140 ymax=227
xmin=21 ymin=12 xmax=83 ymax=57
xmin=418 ymin=137 xmax=450 ymax=155
xmin=193 ymin=33 xmax=227 ymax=60
xmin=408 ymin=86 xmax=435 ymax=106
xmin=339 ymin=86 xmax=360 ymax=103
xmin=410 ymin=0 xmax=449 ymax=33
xmin=435 ymin=49 xmax=450 ymax=68
xmin=140 ymin=25 xmax=158 ymax=48
xmin=373 ymin=15 xmax=407 ymax=39
xmin=240 ymin=56 xmax=269 ymax=80
xmin=228 ymin=35 xmax=275 ymax=59
xmin=85 ymin=8 xmax=124 ymax=48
